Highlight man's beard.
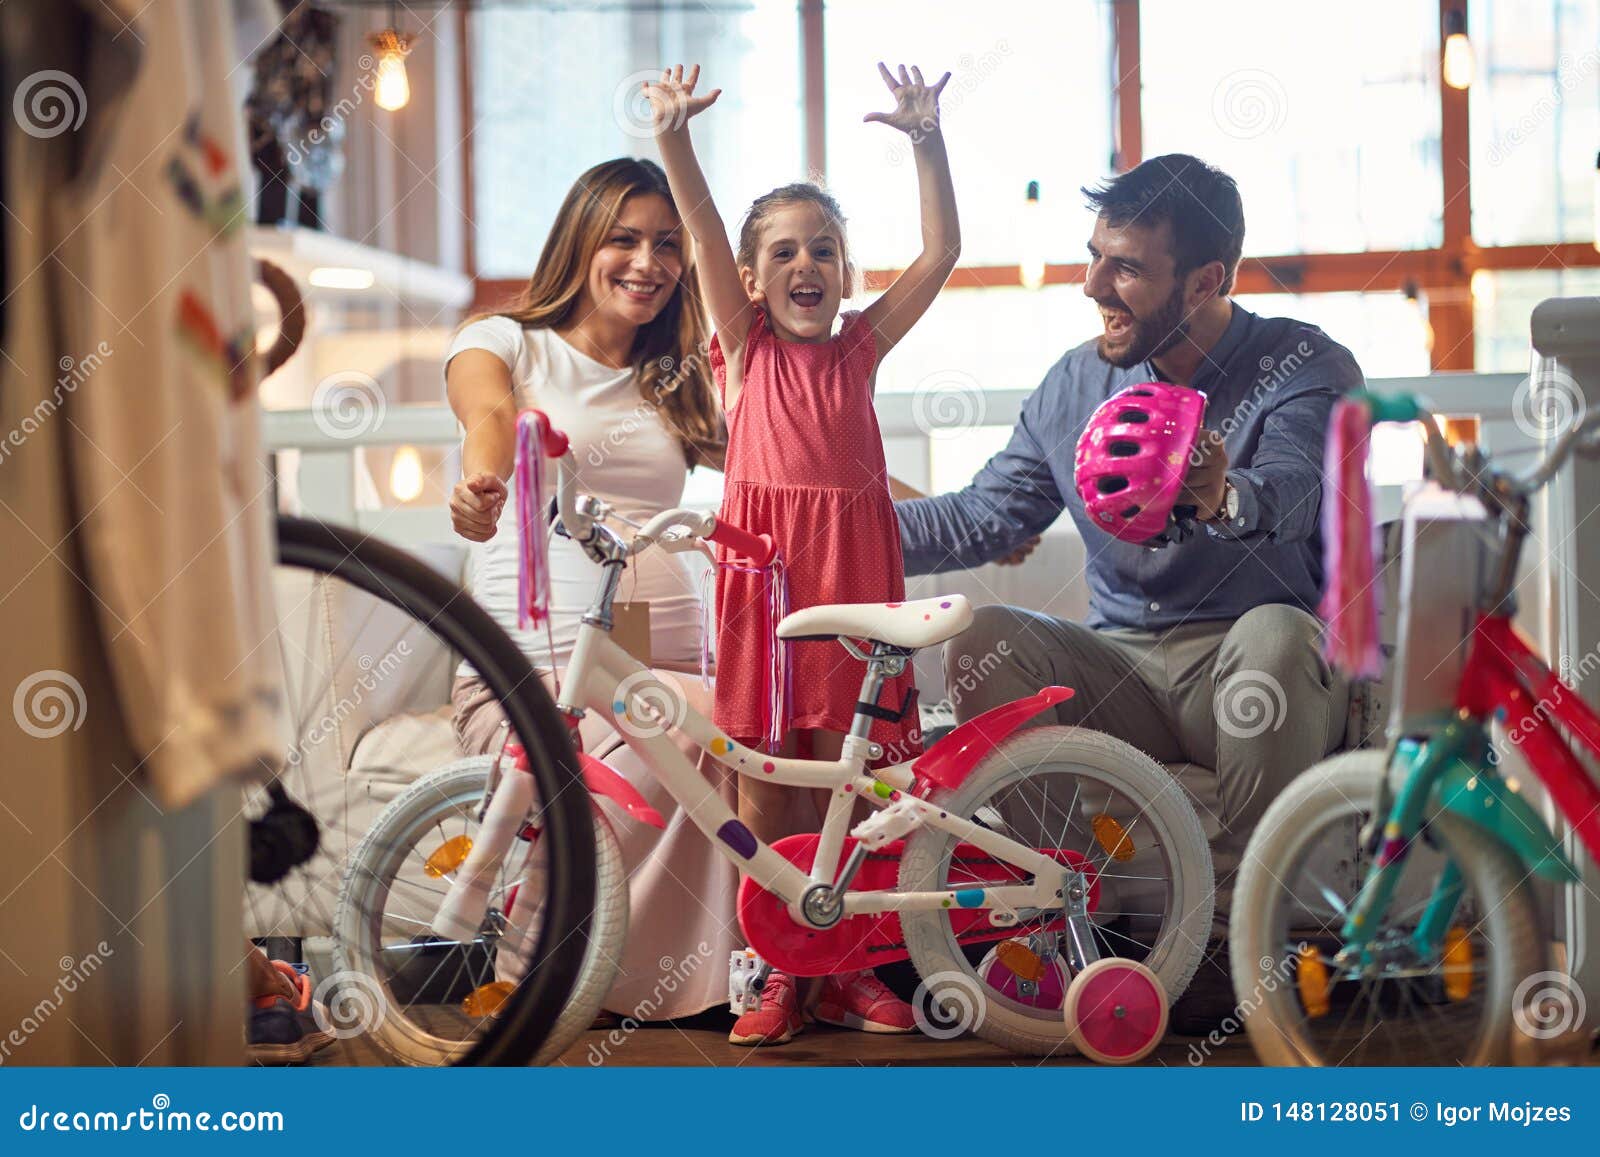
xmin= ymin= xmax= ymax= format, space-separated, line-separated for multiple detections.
xmin=1096 ymin=283 xmax=1189 ymax=369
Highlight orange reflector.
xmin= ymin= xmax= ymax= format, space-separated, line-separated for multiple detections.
xmin=462 ymin=981 xmax=515 ymax=1017
xmin=1092 ymin=814 xmax=1135 ymax=862
xmin=995 ymin=939 xmax=1046 ymax=982
xmin=1442 ymin=926 xmax=1473 ymax=1001
xmin=424 ymin=835 xmax=473 ymax=879
xmin=1297 ymin=945 xmax=1330 ymax=1019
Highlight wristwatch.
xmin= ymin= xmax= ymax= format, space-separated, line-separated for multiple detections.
xmin=1212 ymin=478 xmax=1240 ymax=524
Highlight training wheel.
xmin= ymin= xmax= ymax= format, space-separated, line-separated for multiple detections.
xmin=1063 ymin=958 xmax=1168 ymax=1065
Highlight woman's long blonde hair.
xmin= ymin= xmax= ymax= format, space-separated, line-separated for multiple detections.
xmin=477 ymin=158 xmax=722 ymax=468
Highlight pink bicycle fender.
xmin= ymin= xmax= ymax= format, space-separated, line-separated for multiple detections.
xmin=579 ymin=752 xmax=666 ymax=829
xmin=913 ymin=686 xmax=1075 ymax=794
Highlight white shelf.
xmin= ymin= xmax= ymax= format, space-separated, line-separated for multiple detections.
xmin=248 ymin=225 xmax=472 ymax=311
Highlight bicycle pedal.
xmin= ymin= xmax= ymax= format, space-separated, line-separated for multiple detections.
xmin=728 ymin=949 xmax=767 ymax=1015
xmin=851 ymin=798 xmax=923 ymax=849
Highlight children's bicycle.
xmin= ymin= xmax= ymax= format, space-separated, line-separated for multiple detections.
xmin=1229 ymin=391 xmax=1600 ymax=1065
xmin=346 ymin=411 xmax=1215 ymax=1064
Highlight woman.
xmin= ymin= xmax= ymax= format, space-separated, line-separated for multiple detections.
xmin=445 ymin=157 xmax=741 ymax=1021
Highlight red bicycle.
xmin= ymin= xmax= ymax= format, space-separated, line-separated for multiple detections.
xmin=1231 ymin=390 xmax=1600 ymax=1065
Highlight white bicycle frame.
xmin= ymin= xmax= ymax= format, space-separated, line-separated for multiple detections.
xmin=545 ymin=448 xmax=1068 ymax=932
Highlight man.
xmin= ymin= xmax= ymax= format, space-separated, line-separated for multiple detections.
xmin=896 ymin=154 xmax=1360 ymax=1032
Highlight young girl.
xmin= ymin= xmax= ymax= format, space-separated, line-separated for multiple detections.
xmin=646 ymin=63 xmax=960 ymax=1046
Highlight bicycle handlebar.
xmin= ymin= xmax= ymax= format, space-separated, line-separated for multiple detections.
xmin=521 ymin=410 xmax=777 ymax=566
xmin=1352 ymin=388 xmax=1600 ymax=500
xmin=706 ymin=516 xmax=777 ymax=567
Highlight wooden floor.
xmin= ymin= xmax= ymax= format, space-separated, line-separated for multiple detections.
xmin=549 ymin=1010 xmax=1258 ymax=1067
xmin=321 ymin=1008 xmax=1258 ymax=1067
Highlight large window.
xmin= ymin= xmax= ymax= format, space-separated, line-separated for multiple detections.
xmin=1141 ymin=0 xmax=1443 ymax=256
xmin=466 ymin=0 xmax=1600 ymax=376
xmin=822 ymin=0 xmax=1113 ymax=270
xmin=1468 ymin=0 xmax=1600 ymax=246
xmin=470 ymin=3 xmax=801 ymax=278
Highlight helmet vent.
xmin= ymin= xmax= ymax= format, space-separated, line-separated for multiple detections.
xmin=1095 ymin=475 xmax=1130 ymax=495
xmin=1108 ymin=439 xmax=1140 ymax=457
xmin=1117 ymin=408 xmax=1149 ymax=423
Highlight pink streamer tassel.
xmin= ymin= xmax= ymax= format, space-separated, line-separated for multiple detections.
xmin=717 ymin=552 xmax=792 ymax=753
xmin=514 ymin=411 xmax=552 ymax=630
xmin=1319 ymin=397 xmax=1382 ymax=678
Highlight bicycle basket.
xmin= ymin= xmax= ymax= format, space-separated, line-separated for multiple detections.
xmin=1387 ymin=482 xmax=1492 ymax=738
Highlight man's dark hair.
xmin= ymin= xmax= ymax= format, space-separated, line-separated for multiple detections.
xmin=1082 ymin=154 xmax=1246 ymax=295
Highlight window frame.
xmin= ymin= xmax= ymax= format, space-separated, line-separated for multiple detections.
xmin=462 ymin=0 xmax=1600 ymax=371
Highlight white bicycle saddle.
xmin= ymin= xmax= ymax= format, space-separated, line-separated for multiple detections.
xmin=775 ymin=594 xmax=974 ymax=650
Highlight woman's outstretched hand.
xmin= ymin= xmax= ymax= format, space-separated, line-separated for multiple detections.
xmin=863 ymin=62 xmax=951 ymax=137
xmin=643 ymin=64 xmax=721 ymax=133
xmin=451 ymin=472 xmax=507 ymax=542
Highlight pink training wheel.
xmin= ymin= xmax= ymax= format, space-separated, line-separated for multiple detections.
xmin=1063 ymin=958 xmax=1168 ymax=1065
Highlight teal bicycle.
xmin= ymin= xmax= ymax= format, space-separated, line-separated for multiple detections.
xmin=1231 ymin=391 xmax=1600 ymax=1065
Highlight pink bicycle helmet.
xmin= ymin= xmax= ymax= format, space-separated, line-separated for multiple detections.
xmin=1074 ymin=383 xmax=1207 ymax=544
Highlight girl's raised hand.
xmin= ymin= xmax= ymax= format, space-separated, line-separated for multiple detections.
xmin=642 ymin=64 xmax=721 ymax=133
xmin=862 ymin=62 xmax=951 ymax=137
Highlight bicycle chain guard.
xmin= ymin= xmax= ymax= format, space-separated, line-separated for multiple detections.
xmin=736 ymin=833 xmax=1097 ymax=977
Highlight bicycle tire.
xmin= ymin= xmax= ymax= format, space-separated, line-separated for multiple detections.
xmin=899 ymin=726 xmax=1213 ymax=1056
xmin=273 ymin=514 xmax=595 ymax=1065
xmin=1229 ymin=750 xmax=1543 ymax=1066
xmin=333 ymin=757 xmax=628 ymax=1065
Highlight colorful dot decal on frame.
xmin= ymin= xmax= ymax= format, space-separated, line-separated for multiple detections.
xmin=711 ymin=737 xmax=733 ymax=756
xmin=612 ymin=700 xmax=626 ymax=714
xmin=955 ymin=889 xmax=985 ymax=908
xmin=716 ymin=820 xmax=758 ymax=860
xmin=873 ymin=781 xmax=893 ymax=799
xmin=762 ymin=760 xmax=775 ymax=774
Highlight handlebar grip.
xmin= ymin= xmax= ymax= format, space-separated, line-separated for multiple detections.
xmin=517 ymin=408 xmax=570 ymax=457
xmin=1353 ymin=391 xmax=1423 ymax=425
xmin=707 ymin=516 xmax=776 ymax=567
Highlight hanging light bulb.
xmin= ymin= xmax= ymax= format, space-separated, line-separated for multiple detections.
xmin=1442 ymin=8 xmax=1475 ymax=90
xmin=390 ymin=445 xmax=424 ymax=502
xmin=1470 ymin=267 xmax=1495 ymax=309
xmin=371 ymin=25 xmax=414 ymax=112
xmin=1020 ymin=180 xmax=1045 ymax=290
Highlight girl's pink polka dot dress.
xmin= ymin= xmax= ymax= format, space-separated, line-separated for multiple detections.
xmin=711 ymin=310 xmax=921 ymax=760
